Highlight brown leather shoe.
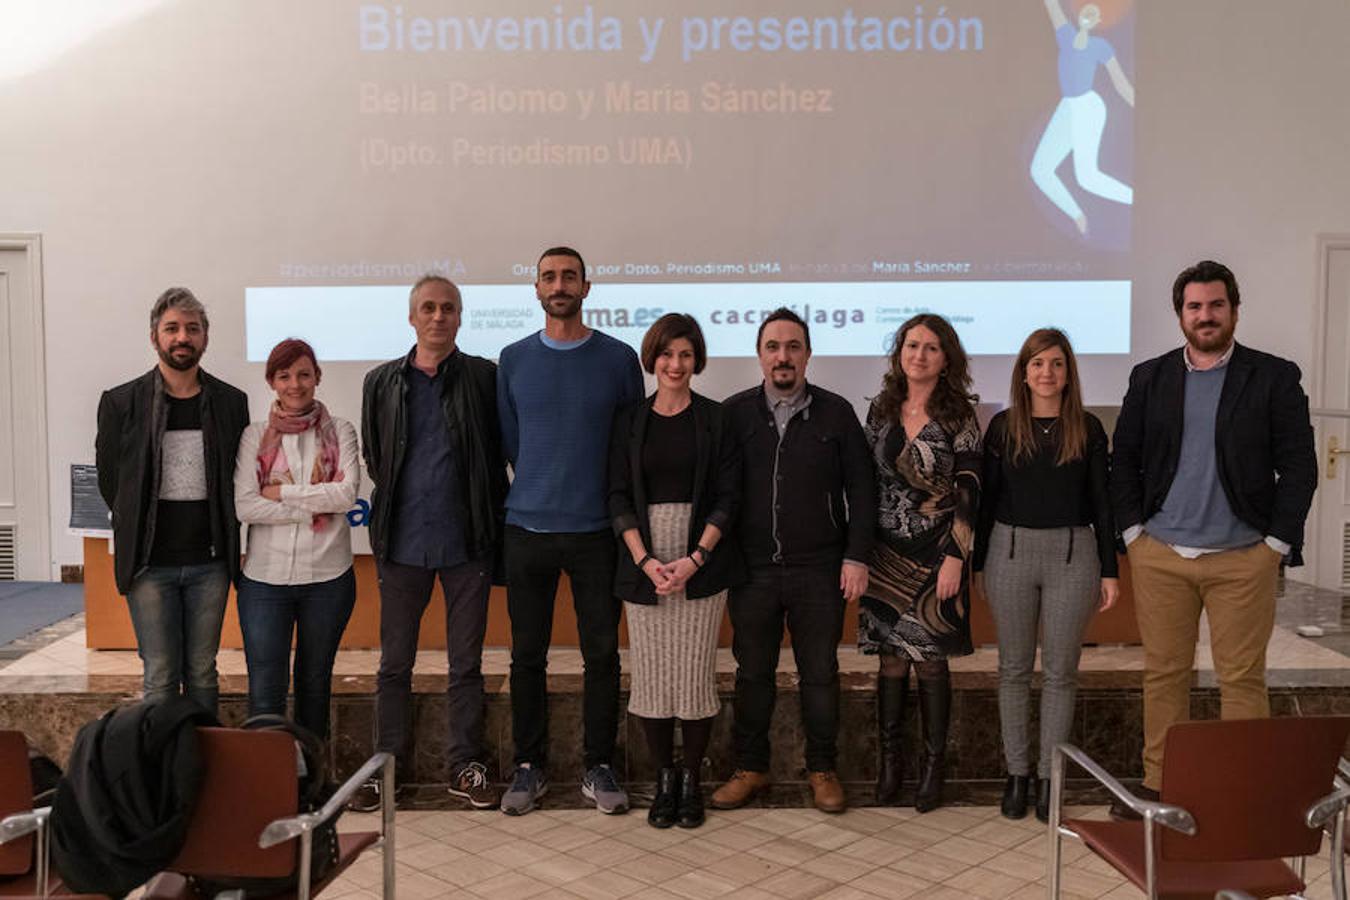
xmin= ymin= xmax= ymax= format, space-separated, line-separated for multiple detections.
xmin=809 ymin=771 xmax=847 ymax=814
xmin=710 ymin=770 xmax=769 ymax=809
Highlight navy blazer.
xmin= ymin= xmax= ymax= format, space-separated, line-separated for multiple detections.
xmin=1109 ymin=343 xmax=1317 ymax=563
xmin=607 ymin=391 xmax=746 ymax=604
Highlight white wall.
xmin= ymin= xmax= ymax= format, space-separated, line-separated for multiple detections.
xmin=3 ymin=1 xmax=1348 ymax=572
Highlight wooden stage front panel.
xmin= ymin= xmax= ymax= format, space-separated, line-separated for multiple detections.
xmin=83 ymin=538 xmax=1139 ymax=650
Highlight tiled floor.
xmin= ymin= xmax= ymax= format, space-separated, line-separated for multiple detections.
xmin=8 ymin=582 xmax=1350 ymax=899
xmin=313 ymin=802 xmax=1340 ymax=900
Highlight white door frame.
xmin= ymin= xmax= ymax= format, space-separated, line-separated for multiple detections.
xmin=1302 ymin=233 xmax=1350 ymax=589
xmin=0 ymin=233 xmax=52 ymax=580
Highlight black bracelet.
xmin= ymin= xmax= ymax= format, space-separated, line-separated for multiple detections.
xmin=637 ymin=553 xmax=655 ymax=570
xmin=696 ymin=544 xmax=714 ymax=559
xmin=689 ymin=553 xmax=703 ymax=569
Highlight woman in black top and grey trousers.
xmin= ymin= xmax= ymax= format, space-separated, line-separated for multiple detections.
xmin=974 ymin=328 xmax=1118 ymax=822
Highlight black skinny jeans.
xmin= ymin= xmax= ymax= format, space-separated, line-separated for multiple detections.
xmin=729 ymin=563 xmax=845 ymax=773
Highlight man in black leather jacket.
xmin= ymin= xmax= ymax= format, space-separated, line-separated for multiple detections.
xmin=360 ymin=275 xmax=508 ymax=808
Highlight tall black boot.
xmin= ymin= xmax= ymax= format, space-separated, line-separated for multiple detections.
xmin=914 ymin=669 xmax=951 ymax=813
xmin=875 ymin=674 xmax=909 ymax=804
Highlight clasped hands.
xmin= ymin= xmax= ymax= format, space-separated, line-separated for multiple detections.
xmin=641 ymin=555 xmax=700 ymax=595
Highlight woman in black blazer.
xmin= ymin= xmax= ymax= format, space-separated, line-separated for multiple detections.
xmin=608 ymin=313 xmax=745 ymax=829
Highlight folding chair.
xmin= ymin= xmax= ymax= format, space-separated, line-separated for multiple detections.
xmin=0 ymin=731 xmax=106 ymax=899
xmin=142 ymin=727 xmax=394 ymax=900
xmin=0 ymin=730 xmax=52 ymax=898
xmin=1047 ymin=716 xmax=1350 ymax=900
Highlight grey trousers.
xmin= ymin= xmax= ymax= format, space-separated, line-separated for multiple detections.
xmin=375 ymin=557 xmax=491 ymax=771
xmin=983 ymin=523 xmax=1100 ymax=778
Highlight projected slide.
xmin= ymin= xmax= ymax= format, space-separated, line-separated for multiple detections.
xmin=240 ymin=0 xmax=1136 ymax=359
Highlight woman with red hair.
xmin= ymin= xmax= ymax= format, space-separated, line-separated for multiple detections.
xmin=234 ymin=338 xmax=360 ymax=739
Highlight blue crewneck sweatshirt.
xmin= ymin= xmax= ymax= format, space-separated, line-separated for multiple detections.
xmin=497 ymin=330 xmax=643 ymax=532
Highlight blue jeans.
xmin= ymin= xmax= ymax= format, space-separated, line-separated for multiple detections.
xmin=237 ymin=567 xmax=357 ymax=739
xmin=126 ymin=561 xmax=231 ymax=715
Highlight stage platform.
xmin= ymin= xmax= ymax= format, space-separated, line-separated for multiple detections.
xmin=2 ymin=578 xmax=1347 ymax=810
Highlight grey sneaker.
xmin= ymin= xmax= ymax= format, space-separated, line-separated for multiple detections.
xmin=582 ymin=764 xmax=629 ymax=814
xmin=500 ymin=763 xmax=548 ymax=816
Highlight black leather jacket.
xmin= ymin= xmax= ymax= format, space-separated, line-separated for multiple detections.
xmin=361 ymin=348 xmax=508 ymax=570
xmin=95 ymin=369 xmax=249 ymax=594
xmin=51 ymin=698 xmax=218 ymax=896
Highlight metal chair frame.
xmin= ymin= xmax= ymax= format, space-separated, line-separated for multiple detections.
xmin=0 ymin=806 xmax=51 ymax=897
xmin=143 ymin=732 xmax=396 ymax=900
xmin=1047 ymin=741 xmax=1350 ymax=900
xmin=258 ymin=750 xmax=397 ymax=900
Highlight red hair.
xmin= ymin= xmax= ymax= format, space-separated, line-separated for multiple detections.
xmin=265 ymin=338 xmax=320 ymax=383
xmin=1071 ymin=0 xmax=1132 ymax=28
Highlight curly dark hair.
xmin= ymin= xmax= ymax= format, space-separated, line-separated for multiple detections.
xmin=874 ymin=314 xmax=977 ymax=433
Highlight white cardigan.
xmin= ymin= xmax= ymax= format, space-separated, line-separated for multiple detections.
xmin=234 ymin=417 xmax=360 ymax=586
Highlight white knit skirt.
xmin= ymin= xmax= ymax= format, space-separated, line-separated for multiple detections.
xmin=624 ymin=503 xmax=725 ymax=720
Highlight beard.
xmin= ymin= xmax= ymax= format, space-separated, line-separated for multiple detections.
xmin=769 ymin=365 xmax=799 ymax=389
xmin=157 ymin=342 xmax=202 ymax=371
xmin=539 ymin=292 xmax=582 ymax=320
xmin=1183 ymin=320 xmax=1235 ymax=354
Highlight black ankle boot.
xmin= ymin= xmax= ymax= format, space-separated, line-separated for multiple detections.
xmin=1035 ymin=778 xmax=1051 ymax=823
xmin=1001 ymin=775 xmax=1031 ymax=820
xmin=676 ymin=768 xmax=705 ymax=828
xmin=649 ymin=767 xmax=678 ymax=828
xmin=875 ymin=674 xmax=909 ymax=805
xmin=914 ymin=669 xmax=951 ymax=814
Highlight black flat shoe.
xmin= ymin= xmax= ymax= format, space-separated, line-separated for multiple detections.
xmin=676 ymin=768 xmax=705 ymax=828
xmin=648 ymin=768 xmax=678 ymax=828
xmin=1035 ymin=778 xmax=1051 ymax=823
xmin=1001 ymin=775 xmax=1031 ymax=820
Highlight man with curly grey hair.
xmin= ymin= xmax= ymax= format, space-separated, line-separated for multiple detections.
xmin=95 ymin=287 xmax=249 ymax=715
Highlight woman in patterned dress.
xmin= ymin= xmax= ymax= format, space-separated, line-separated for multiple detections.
xmin=860 ymin=314 xmax=981 ymax=812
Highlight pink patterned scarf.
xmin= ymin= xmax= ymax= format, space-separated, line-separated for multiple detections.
xmin=256 ymin=399 xmax=344 ymax=531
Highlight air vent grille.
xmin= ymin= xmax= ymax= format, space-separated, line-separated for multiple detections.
xmin=1342 ymin=521 xmax=1350 ymax=591
xmin=0 ymin=525 xmax=15 ymax=580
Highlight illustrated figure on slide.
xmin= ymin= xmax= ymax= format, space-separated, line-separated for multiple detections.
xmin=1030 ymin=0 xmax=1135 ymax=236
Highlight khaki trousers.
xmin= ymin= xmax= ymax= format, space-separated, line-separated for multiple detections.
xmin=1127 ymin=534 xmax=1281 ymax=789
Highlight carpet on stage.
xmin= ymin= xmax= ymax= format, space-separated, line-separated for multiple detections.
xmin=0 ymin=582 xmax=84 ymax=647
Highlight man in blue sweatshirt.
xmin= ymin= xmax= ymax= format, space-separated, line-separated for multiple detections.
xmin=497 ymin=246 xmax=644 ymax=815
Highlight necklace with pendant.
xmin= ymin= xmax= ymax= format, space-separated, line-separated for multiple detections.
xmin=1037 ymin=417 xmax=1059 ymax=436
